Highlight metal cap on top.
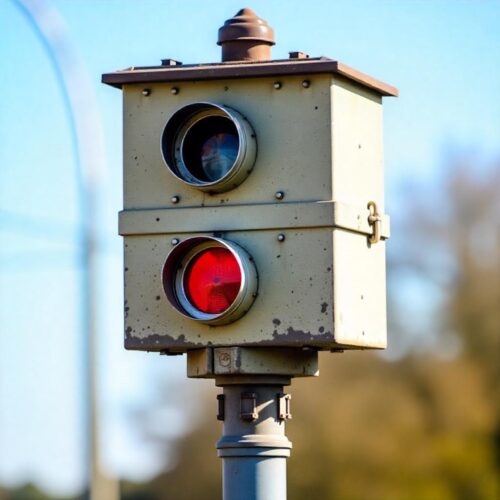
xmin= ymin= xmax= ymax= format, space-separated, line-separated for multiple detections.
xmin=218 ymin=8 xmax=275 ymax=62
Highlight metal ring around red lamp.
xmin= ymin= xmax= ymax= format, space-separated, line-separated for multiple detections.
xmin=162 ymin=236 xmax=258 ymax=325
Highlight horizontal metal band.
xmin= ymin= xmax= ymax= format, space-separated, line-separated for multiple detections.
xmin=119 ymin=201 xmax=390 ymax=238
xmin=217 ymin=448 xmax=292 ymax=458
xmin=217 ymin=435 xmax=292 ymax=455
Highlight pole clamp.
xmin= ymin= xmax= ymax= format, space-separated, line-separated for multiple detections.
xmin=367 ymin=201 xmax=382 ymax=244
xmin=217 ymin=394 xmax=225 ymax=421
xmin=240 ymin=392 xmax=258 ymax=421
xmin=277 ymin=393 xmax=292 ymax=420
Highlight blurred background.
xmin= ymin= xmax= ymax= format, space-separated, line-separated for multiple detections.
xmin=1 ymin=1 xmax=499 ymax=499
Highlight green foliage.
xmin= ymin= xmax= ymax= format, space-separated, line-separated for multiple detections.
xmin=0 ymin=483 xmax=75 ymax=500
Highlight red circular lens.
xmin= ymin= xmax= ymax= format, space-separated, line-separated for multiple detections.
xmin=183 ymin=247 xmax=242 ymax=314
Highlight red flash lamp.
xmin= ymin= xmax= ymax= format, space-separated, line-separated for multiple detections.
xmin=162 ymin=236 xmax=258 ymax=325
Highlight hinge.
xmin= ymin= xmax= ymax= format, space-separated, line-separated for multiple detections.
xmin=367 ymin=201 xmax=382 ymax=244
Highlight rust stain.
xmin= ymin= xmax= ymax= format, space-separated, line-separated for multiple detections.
xmin=271 ymin=326 xmax=333 ymax=343
xmin=125 ymin=332 xmax=204 ymax=352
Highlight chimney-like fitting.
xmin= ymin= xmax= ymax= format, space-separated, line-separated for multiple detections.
xmin=218 ymin=8 xmax=275 ymax=62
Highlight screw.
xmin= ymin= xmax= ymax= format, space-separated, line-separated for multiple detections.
xmin=171 ymin=238 xmax=180 ymax=246
xmin=273 ymin=81 xmax=282 ymax=90
xmin=142 ymin=89 xmax=151 ymax=96
xmin=277 ymin=233 xmax=285 ymax=242
xmin=218 ymin=352 xmax=231 ymax=368
xmin=275 ymin=191 xmax=285 ymax=200
xmin=171 ymin=195 xmax=180 ymax=204
xmin=171 ymin=87 xmax=179 ymax=95
xmin=302 ymin=80 xmax=310 ymax=88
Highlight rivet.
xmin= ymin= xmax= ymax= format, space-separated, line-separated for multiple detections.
xmin=273 ymin=81 xmax=282 ymax=90
xmin=142 ymin=88 xmax=151 ymax=96
xmin=171 ymin=87 xmax=179 ymax=95
xmin=171 ymin=238 xmax=180 ymax=246
xmin=277 ymin=233 xmax=286 ymax=242
xmin=302 ymin=80 xmax=310 ymax=88
xmin=171 ymin=195 xmax=180 ymax=204
xmin=275 ymin=191 xmax=285 ymax=200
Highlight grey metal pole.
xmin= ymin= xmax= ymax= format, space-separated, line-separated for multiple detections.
xmin=216 ymin=377 xmax=292 ymax=500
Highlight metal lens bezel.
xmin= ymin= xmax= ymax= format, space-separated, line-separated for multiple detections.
xmin=162 ymin=236 xmax=258 ymax=325
xmin=161 ymin=102 xmax=257 ymax=193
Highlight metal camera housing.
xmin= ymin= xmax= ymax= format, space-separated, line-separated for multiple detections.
xmin=105 ymin=54 xmax=396 ymax=353
xmin=162 ymin=236 xmax=259 ymax=325
xmin=161 ymin=102 xmax=257 ymax=193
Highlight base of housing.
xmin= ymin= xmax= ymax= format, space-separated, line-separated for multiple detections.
xmin=187 ymin=346 xmax=319 ymax=378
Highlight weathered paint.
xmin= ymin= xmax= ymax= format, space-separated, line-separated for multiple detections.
xmin=120 ymin=71 xmax=389 ymax=352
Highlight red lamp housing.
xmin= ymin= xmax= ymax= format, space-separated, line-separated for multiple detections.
xmin=162 ymin=236 xmax=258 ymax=325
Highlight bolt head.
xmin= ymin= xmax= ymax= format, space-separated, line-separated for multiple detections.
xmin=273 ymin=81 xmax=282 ymax=90
xmin=171 ymin=195 xmax=180 ymax=204
xmin=142 ymin=89 xmax=151 ymax=96
xmin=171 ymin=87 xmax=179 ymax=95
xmin=171 ymin=238 xmax=180 ymax=246
xmin=277 ymin=233 xmax=285 ymax=242
xmin=302 ymin=80 xmax=310 ymax=88
xmin=275 ymin=191 xmax=285 ymax=200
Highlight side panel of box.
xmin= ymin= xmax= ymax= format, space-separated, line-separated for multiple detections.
xmin=330 ymin=77 xmax=387 ymax=348
xmin=331 ymin=77 xmax=384 ymax=210
xmin=332 ymin=230 xmax=387 ymax=348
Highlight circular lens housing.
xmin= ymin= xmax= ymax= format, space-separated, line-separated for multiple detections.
xmin=161 ymin=103 xmax=257 ymax=193
xmin=162 ymin=237 xmax=258 ymax=325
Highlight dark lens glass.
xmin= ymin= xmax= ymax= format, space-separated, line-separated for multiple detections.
xmin=182 ymin=116 xmax=239 ymax=182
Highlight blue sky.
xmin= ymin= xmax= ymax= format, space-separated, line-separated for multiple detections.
xmin=1 ymin=0 xmax=499 ymax=496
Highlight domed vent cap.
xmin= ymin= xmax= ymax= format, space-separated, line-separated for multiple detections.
xmin=218 ymin=8 xmax=275 ymax=62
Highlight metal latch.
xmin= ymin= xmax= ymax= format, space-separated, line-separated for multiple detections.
xmin=367 ymin=201 xmax=382 ymax=244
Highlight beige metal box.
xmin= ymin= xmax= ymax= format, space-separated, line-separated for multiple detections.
xmin=103 ymin=57 xmax=397 ymax=353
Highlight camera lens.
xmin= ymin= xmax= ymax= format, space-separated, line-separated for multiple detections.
xmin=162 ymin=103 xmax=256 ymax=193
xmin=182 ymin=116 xmax=239 ymax=182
